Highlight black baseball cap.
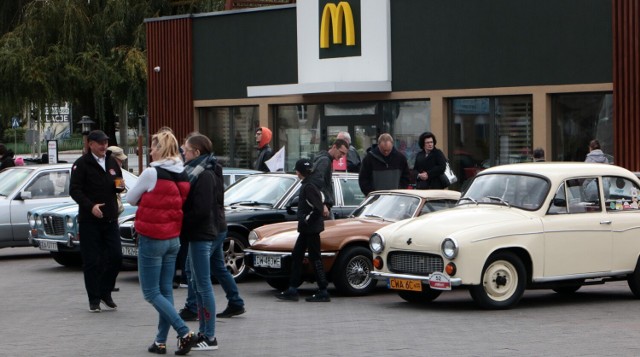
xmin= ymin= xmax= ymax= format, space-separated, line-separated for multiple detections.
xmin=295 ymin=158 xmax=312 ymax=174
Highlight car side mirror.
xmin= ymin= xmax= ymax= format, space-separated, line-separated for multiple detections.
xmin=17 ymin=191 xmax=32 ymax=200
xmin=552 ymin=198 xmax=566 ymax=207
xmin=286 ymin=196 xmax=299 ymax=215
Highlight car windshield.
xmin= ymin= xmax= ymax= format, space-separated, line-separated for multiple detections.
xmin=351 ymin=194 xmax=421 ymax=221
xmin=225 ymin=174 xmax=297 ymax=207
xmin=0 ymin=168 xmax=32 ymax=196
xmin=460 ymin=173 xmax=550 ymax=210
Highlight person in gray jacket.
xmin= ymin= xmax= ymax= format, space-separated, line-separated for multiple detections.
xmin=585 ymin=139 xmax=610 ymax=164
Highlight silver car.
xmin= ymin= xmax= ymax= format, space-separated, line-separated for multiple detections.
xmin=0 ymin=164 xmax=76 ymax=249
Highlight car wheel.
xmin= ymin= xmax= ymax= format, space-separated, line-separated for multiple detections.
xmin=627 ymin=257 xmax=640 ymax=297
xmin=225 ymin=231 xmax=249 ymax=282
xmin=332 ymin=246 xmax=376 ymax=296
xmin=51 ymin=252 xmax=82 ymax=267
xmin=398 ymin=288 xmax=442 ymax=303
xmin=469 ymin=251 xmax=526 ymax=309
xmin=266 ymin=278 xmax=289 ymax=291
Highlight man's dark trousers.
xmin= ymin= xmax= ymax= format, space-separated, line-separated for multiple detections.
xmin=79 ymin=221 xmax=122 ymax=304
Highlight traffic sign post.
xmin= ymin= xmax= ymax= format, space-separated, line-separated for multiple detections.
xmin=11 ymin=116 xmax=19 ymax=153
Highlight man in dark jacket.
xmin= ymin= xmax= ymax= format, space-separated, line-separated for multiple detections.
xmin=70 ymin=130 xmax=124 ymax=312
xmin=276 ymin=159 xmax=330 ymax=302
xmin=310 ymin=139 xmax=349 ymax=218
xmin=254 ymin=127 xmax=273 ymax=171
xmin=0 ymin=143 xmax=16 ymax=170
xmin=359 ymin=133 xmax=410 ymax=196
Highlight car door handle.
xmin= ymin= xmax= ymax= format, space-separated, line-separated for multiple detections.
xmin=600 ymin=220 xmax=612 ymax=225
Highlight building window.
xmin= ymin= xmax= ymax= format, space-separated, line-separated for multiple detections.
xmin=449 ymin=96 xmax=533 ymax=188
xmin=274 ymin=104 xmax=322 ymax=171
xmin=198 ymin=106 xmax=258 ymax=168
xmin=383 ymin=101 xmax=431 ymax=170
xmin=552 ymin=93 xmax=613 ymax=163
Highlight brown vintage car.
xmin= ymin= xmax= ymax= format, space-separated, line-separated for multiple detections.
xmin=244 ymin=189 xmax=461 ymax=296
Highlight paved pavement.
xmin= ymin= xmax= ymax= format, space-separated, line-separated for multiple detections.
xmin=4 ymin=247 xmax=640 ymax=357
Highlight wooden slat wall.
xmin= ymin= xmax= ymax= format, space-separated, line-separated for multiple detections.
xmin=613 ymin=0 xmax=640 ymax=170
xmin=146 ymin=18 xmax=193 ymax=141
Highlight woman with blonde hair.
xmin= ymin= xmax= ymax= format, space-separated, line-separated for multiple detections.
xmin=127 ymin=131 xmax=198 ymax=355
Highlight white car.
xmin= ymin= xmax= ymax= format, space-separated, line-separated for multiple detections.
xmin=370 ymin=163 xmax=640 ymax=309
xmin=0 ymin=164 xmax=76 ymax=249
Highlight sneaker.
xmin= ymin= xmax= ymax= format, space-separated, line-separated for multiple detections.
xmin=148 ymin=342 xmax=167 ymax=354
xmin=216 ymin=304 xmax=245 ymax=318
xmin=275 ymin=288 xmax=299 ymax=302
xmin=192 ymin=336 xmax=218 ymax=351
xmin=89 ymin=302 xmax=101 ymax=313
xmin=100 ymin=297 xmax=118 ymax=310
xmin=175 ymin=331 xmax=198 ymax=355
xmin=172 ymin=281 xmax=179 ymax=289
xmin=305 ymin=290 xmax=331 ymax=302
xmin=179 ymin=308 xmax=198 ymax=321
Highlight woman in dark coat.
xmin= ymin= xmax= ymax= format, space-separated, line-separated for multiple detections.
xmin=414 ymin=132 xmax=447 ymax=189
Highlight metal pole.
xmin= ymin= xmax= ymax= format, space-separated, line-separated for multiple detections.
xmin=137 ymin=117 xmax=143 ymax=175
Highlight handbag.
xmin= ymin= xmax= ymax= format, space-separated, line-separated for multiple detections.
xmin=440 ymin=160 xmax=458 ymax=187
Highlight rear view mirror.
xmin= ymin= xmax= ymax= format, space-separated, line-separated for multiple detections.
xmin=286 ymin=196 xmax=299 ymax=214
xmin=552 ymin=198 xmax=567 ymax=207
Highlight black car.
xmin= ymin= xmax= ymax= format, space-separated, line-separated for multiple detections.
xmin=120 ymin=172 xmax=365 ymax=281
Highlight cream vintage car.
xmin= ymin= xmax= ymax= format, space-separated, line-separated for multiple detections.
xmin=370 ymin=163 xmax=640 ymax=309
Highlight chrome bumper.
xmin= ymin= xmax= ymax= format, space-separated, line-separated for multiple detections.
xmin=244 ymin=249 xmax=336 ymax=258
xmin=370 ymin=271 xmax=463 ymax=287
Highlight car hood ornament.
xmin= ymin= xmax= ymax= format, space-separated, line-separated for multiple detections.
xmin=406 ymin=238 xmax=412 ymax=245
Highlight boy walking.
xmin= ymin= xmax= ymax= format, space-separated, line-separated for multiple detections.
xmin=276 ymin=159 xmax=330 ymax=302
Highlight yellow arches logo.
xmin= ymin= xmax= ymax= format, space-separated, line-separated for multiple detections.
xmin=320 ymin=1 xmax=356 ymax=49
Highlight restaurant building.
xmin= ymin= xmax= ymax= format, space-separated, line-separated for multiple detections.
xmin=145 ymin=0 xmax=639 ymax=187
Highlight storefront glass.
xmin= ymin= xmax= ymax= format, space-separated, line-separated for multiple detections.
xmin=449 ymin=96 xmax=532 ymax=189
xmin=552 ymin=93 xmax=613 ymax=163
xmin=274 ymin=100 xmax=430 ymax=172
xmin=198 ymin=106 xmax=258 ymax=168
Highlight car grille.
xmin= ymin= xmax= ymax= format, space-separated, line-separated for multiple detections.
xmin=43 ymin=215 xmax=65 ymax=236
xmin=387 ymin=251 xmax=444 ymax=276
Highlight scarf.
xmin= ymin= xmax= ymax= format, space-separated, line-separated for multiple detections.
xmin=184 ymin=153 xmax=217 ymax=185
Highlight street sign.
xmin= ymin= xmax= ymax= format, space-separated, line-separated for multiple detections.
xmin=11 ymin=117 xmax=19 ymax=129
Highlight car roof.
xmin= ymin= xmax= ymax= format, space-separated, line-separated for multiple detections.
xmin=223 ymin=167 xmax=261 ymax=174
xmin=481 ymin=162 xmax=638 ymax=182
xmin=370 ymin=189 xmax=461 ymax=200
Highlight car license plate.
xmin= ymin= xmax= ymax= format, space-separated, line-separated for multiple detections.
xmin=429 ymin=272 xmax=452 ymax=290
xmin=388 ymin=278 xmax=422 ymax=292
xmin=39 ymin=240 xmax=58 ymax=252
xmin=122 ymin=246 xmax=138 ymax=257
xmin=254 ymin=254 xmax=281 ymax=268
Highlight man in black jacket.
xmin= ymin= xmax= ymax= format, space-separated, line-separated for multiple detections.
xmin=70 ymin=130 xmax=124 ymax=313
xmin=309 ymin=139 xmax=349 ymax=218
xmin=359 ymin=133 xmax=410 ymax=196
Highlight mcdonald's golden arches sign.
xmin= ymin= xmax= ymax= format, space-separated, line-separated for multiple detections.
xmin=319 ymin=0 xmax=361 ymax=58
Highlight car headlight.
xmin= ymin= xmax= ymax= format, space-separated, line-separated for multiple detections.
xmin=35 ymin=214 xmax=42 ymax=227
xmin=66 ymin=216 xmax=74 ymax=229
xmin=248 ymin=230 xmax=259 ymax=246
xmin=441 ymin=238 xmax=458 ymax=259
xmin=370 ymin=233 xmax=385 ymax=254
xmin=28 ymin=213 xmax=36 ymax=228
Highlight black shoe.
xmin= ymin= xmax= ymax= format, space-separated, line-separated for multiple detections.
xmin=112 ymin=287 xmax=120 ymax=292
xmin=179 ymin=308 xmax=198 ymax=321
xmin=275 ymin=288 xmax=299 ymax=302
xmin=192 ymin=336 xmax=218 ymax=351
xmin=305 ymin=290 xmax=331 ymax=302
xmin=89 ymin=302 xmax=101 ymax=313
xmin=148 ymin=342 xmax=167 ymax=354
xmin=216 ymin=304 xmax=245 ymax=318
xmin=172 ymin=281 xmax=179 ymax=289
xmin=175 ymin=331 xmax=198 ymax=355
xmin=101 ymin=297 xmax=118 ymax=310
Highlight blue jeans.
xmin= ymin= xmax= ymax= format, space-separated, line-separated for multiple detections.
xmin=184 ymin=231 xmax=244 ymax=311
xmin=188 ymin=240 xmax=216 ymax=339
xmin=211 ymin=231 xmax=244 ymax=307
xmin=138 ymin=235 xmax=190 ymax=343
